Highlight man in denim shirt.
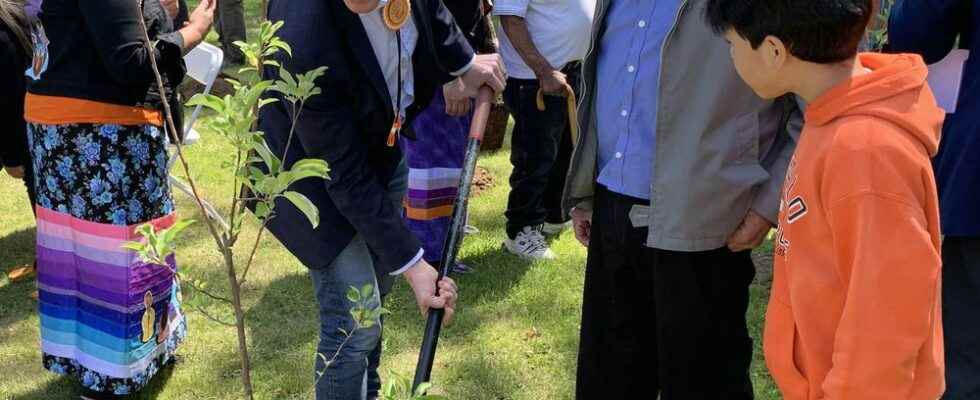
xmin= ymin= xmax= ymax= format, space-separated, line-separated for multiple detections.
xmin=565 ymin=0 xmax=799 ymax=398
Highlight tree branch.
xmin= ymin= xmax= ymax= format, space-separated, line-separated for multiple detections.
xmin=193 ymin=304 xmax=237 ymax=327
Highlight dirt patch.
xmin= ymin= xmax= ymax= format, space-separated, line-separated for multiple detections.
xmin=471 ymin=166 xmax=495 ymax=197
xmin=179 ymin=73 xmax=236 ymax=101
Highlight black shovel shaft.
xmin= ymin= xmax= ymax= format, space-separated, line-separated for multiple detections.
xmin=413 ymin=87 xmax=494 ymax=391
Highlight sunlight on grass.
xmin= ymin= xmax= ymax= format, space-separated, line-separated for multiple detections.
xmin=0 ymin=3 xmax=779 ymax=397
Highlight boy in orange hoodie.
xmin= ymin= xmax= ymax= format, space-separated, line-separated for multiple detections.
xmin=705 ymin=1 xmax=946 ymax=399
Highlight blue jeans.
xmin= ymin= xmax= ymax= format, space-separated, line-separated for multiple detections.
xmin=311 ymin=163 xmax=405 ymax=400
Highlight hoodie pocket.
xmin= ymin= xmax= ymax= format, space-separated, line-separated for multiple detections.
xmin=763 ymin=299 xmax=810 ymax=400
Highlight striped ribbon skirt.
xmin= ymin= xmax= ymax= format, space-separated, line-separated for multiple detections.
xmin=27 ymin=122 xmax=186 ymax=395
xmin=401 ymin=91 xmax=472 ymax=263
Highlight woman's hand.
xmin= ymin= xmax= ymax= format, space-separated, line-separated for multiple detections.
xmin=188 ymin=0 xmax=216 ymax=35
xmin=178 ymin=0 xmax=216 ymax=51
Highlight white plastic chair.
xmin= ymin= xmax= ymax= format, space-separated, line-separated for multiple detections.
xmin=169 ymin=42 xmax=228 ymax=230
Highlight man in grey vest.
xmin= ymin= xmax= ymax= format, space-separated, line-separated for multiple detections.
xmin=564 ymin=1 xmax=800 ymax=398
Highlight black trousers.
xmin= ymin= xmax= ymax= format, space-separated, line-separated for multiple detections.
xmin=502 ymin=62 xmax=579 ymax=239
xmin=942 ymin=237 xmax=980 ymax=400
xmin=216 ymin=0 xmax=246 ymax=64
xmin=576 ymin=186 xmax=755 ymax=400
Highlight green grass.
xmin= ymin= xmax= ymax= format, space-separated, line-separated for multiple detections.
xmin=0 ymin=7 xmax=781 ymax=399
xmin=0 ymin=133 xmax=780 ymax=400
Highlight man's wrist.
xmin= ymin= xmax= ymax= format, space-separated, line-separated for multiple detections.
xmin=450 ymin=55 xmax=476 ymax=77
xmin=390 ymin=248 xmax=425 ymax=276
xmin=531 ymin=62 xmax=555 ymax=79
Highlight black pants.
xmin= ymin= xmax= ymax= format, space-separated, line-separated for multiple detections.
xmin=216 ymin=0 xmax=246 ymax=64
xmin=576 ymin=186 xmax=755 ymax=400
xmin=502 ymin=62 xmax=579 ymax=239
xmin=943 ymin=237 xmax=980 ymax=400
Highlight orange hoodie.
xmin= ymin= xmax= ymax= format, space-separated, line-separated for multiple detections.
xmin=766 ymin=53 xmax=945 ymax=400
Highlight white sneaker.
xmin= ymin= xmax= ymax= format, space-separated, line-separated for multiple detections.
xmin=503 ymin=226 xmax=556 ymax=260
xmin=542 ymin=221 xmax=572 ymax=236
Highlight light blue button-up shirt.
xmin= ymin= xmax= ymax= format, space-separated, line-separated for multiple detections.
xmin=595 ymin=0 xmax=680 ymax=200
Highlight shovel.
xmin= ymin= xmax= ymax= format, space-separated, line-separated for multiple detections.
xmin=412 ymin=86 xmax=495 ymax=392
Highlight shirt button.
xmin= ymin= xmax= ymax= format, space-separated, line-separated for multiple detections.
xmin=627 ymin=65 xmax=636 ymax=72
xmin=620 ymin=109 xmax=628 ymax=117
xmin=615 ymin=152 xmax=623 ymax=159
xmin=638 ymin=20 xmax=647 ymax=28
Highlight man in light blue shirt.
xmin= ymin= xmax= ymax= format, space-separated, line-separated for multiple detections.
xmin=567 ymin=0 xmax=799 ymax=398
xmin=594 ymin=0 xmax=678 ymax=199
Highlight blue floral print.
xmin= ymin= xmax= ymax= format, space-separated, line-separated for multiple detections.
xmin=28 ymin=122 xmax=174 ymax=224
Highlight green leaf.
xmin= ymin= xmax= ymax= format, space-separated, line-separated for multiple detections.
xmin=258 ymin=98 xmax=279 ymax=108
xmin=121 ymin=241 xmax=145 ymax=252
xmin=185 ymin=93 xmax=225 ymax=113
xmin=161 ymin=219 xmax=196 ymax=248
xmin=287 ymin=159 xmax=331 ymax=182
xmin=413 ymin=382 xmax=434 ymax=397
xmin=346 ymin=287 xmax=360 ymax=303
xmin=251 ymin=138 xmax=282 ymax=172
xmin=360 ymin=284 xmax=374 ymax=299
xmin=281 ymin=191 xmax=319 ymax=227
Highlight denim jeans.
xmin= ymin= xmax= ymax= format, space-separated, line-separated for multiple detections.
xmin=502 ymin=62 xmax=580 ymax=239
xmin=310 ymin=162 xmax=405 ymax=400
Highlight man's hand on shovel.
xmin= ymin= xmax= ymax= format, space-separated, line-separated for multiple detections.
xmin=404 ymin=259 xmax=459 ymax=324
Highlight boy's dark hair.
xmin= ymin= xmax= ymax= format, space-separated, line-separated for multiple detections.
xmin=705 ymin=0 xmax=873 ymax=63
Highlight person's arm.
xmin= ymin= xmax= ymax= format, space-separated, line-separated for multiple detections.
xmin=77 ymin=0 xmax=213 ymax=86
xmin=820 ymin=122 xmax=942 ymax=398
xmin=422 ymin=0 xmax=478 ymax=77
xmin=727 ymin=95 xmax=801 ymax=251
xmin=497 ymin=13 xmax=569 ymax=95
xmin=423 ymin=0 xmax=505 ymax=99
xmin=888 ymin=0 xmax=970 ymax=63
xmin=0 ymin=32 xmax=28 ymax=171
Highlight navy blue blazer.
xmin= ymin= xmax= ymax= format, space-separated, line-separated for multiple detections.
xmin=259 ymin=0 xmax=475 ymax=274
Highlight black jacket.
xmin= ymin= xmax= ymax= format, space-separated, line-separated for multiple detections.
xmin=444 ymin=0 xmax=495 ymax=54
xmin=28 ymin=0 xmax=186 ymax=114
xmin=259 ymin=0 xmax=475 ymax=274
xmin=0 ymin=23 xmax=30 ymax=168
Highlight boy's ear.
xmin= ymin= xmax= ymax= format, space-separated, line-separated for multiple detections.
xmin=762 ymin=35 xmax=788 ymax=70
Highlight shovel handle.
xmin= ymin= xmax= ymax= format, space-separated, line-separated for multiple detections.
xmin=468 ymin=87 xmax=494 ymax=140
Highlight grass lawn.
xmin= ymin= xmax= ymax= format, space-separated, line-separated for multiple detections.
xmin=0 ymin=7 xmax=781 ymax=399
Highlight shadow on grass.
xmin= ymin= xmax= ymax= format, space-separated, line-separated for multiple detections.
xmin=9 ymin=360 xmax=176 ymax=400
xmin=0 ymin=227 xmax=38 ymax=331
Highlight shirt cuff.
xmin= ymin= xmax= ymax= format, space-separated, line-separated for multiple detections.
xmin=492 ymin=4 xmax=528 ymax=18
xmin=389 ymin=248 xmax=425 ymax=276
xmin=450 ymin=55 xmax=476 ymax=77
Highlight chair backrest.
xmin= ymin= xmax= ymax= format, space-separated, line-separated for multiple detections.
xmin=182 ymin=42 xmax=224 ymax=137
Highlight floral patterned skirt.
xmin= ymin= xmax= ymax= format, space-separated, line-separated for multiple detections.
xmin=27 ymin=122 xmax=186 ymax=395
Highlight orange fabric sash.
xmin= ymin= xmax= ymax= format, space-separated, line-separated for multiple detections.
xmin=25 ymin=93 xmax=163 ymax=126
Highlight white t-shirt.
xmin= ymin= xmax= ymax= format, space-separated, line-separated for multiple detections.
xmin=493 ymin=0 xmax=596 ymax=79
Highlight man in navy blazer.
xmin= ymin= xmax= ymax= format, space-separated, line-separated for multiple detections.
xmin=259 ymin=0 xmax=506 ymax=398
